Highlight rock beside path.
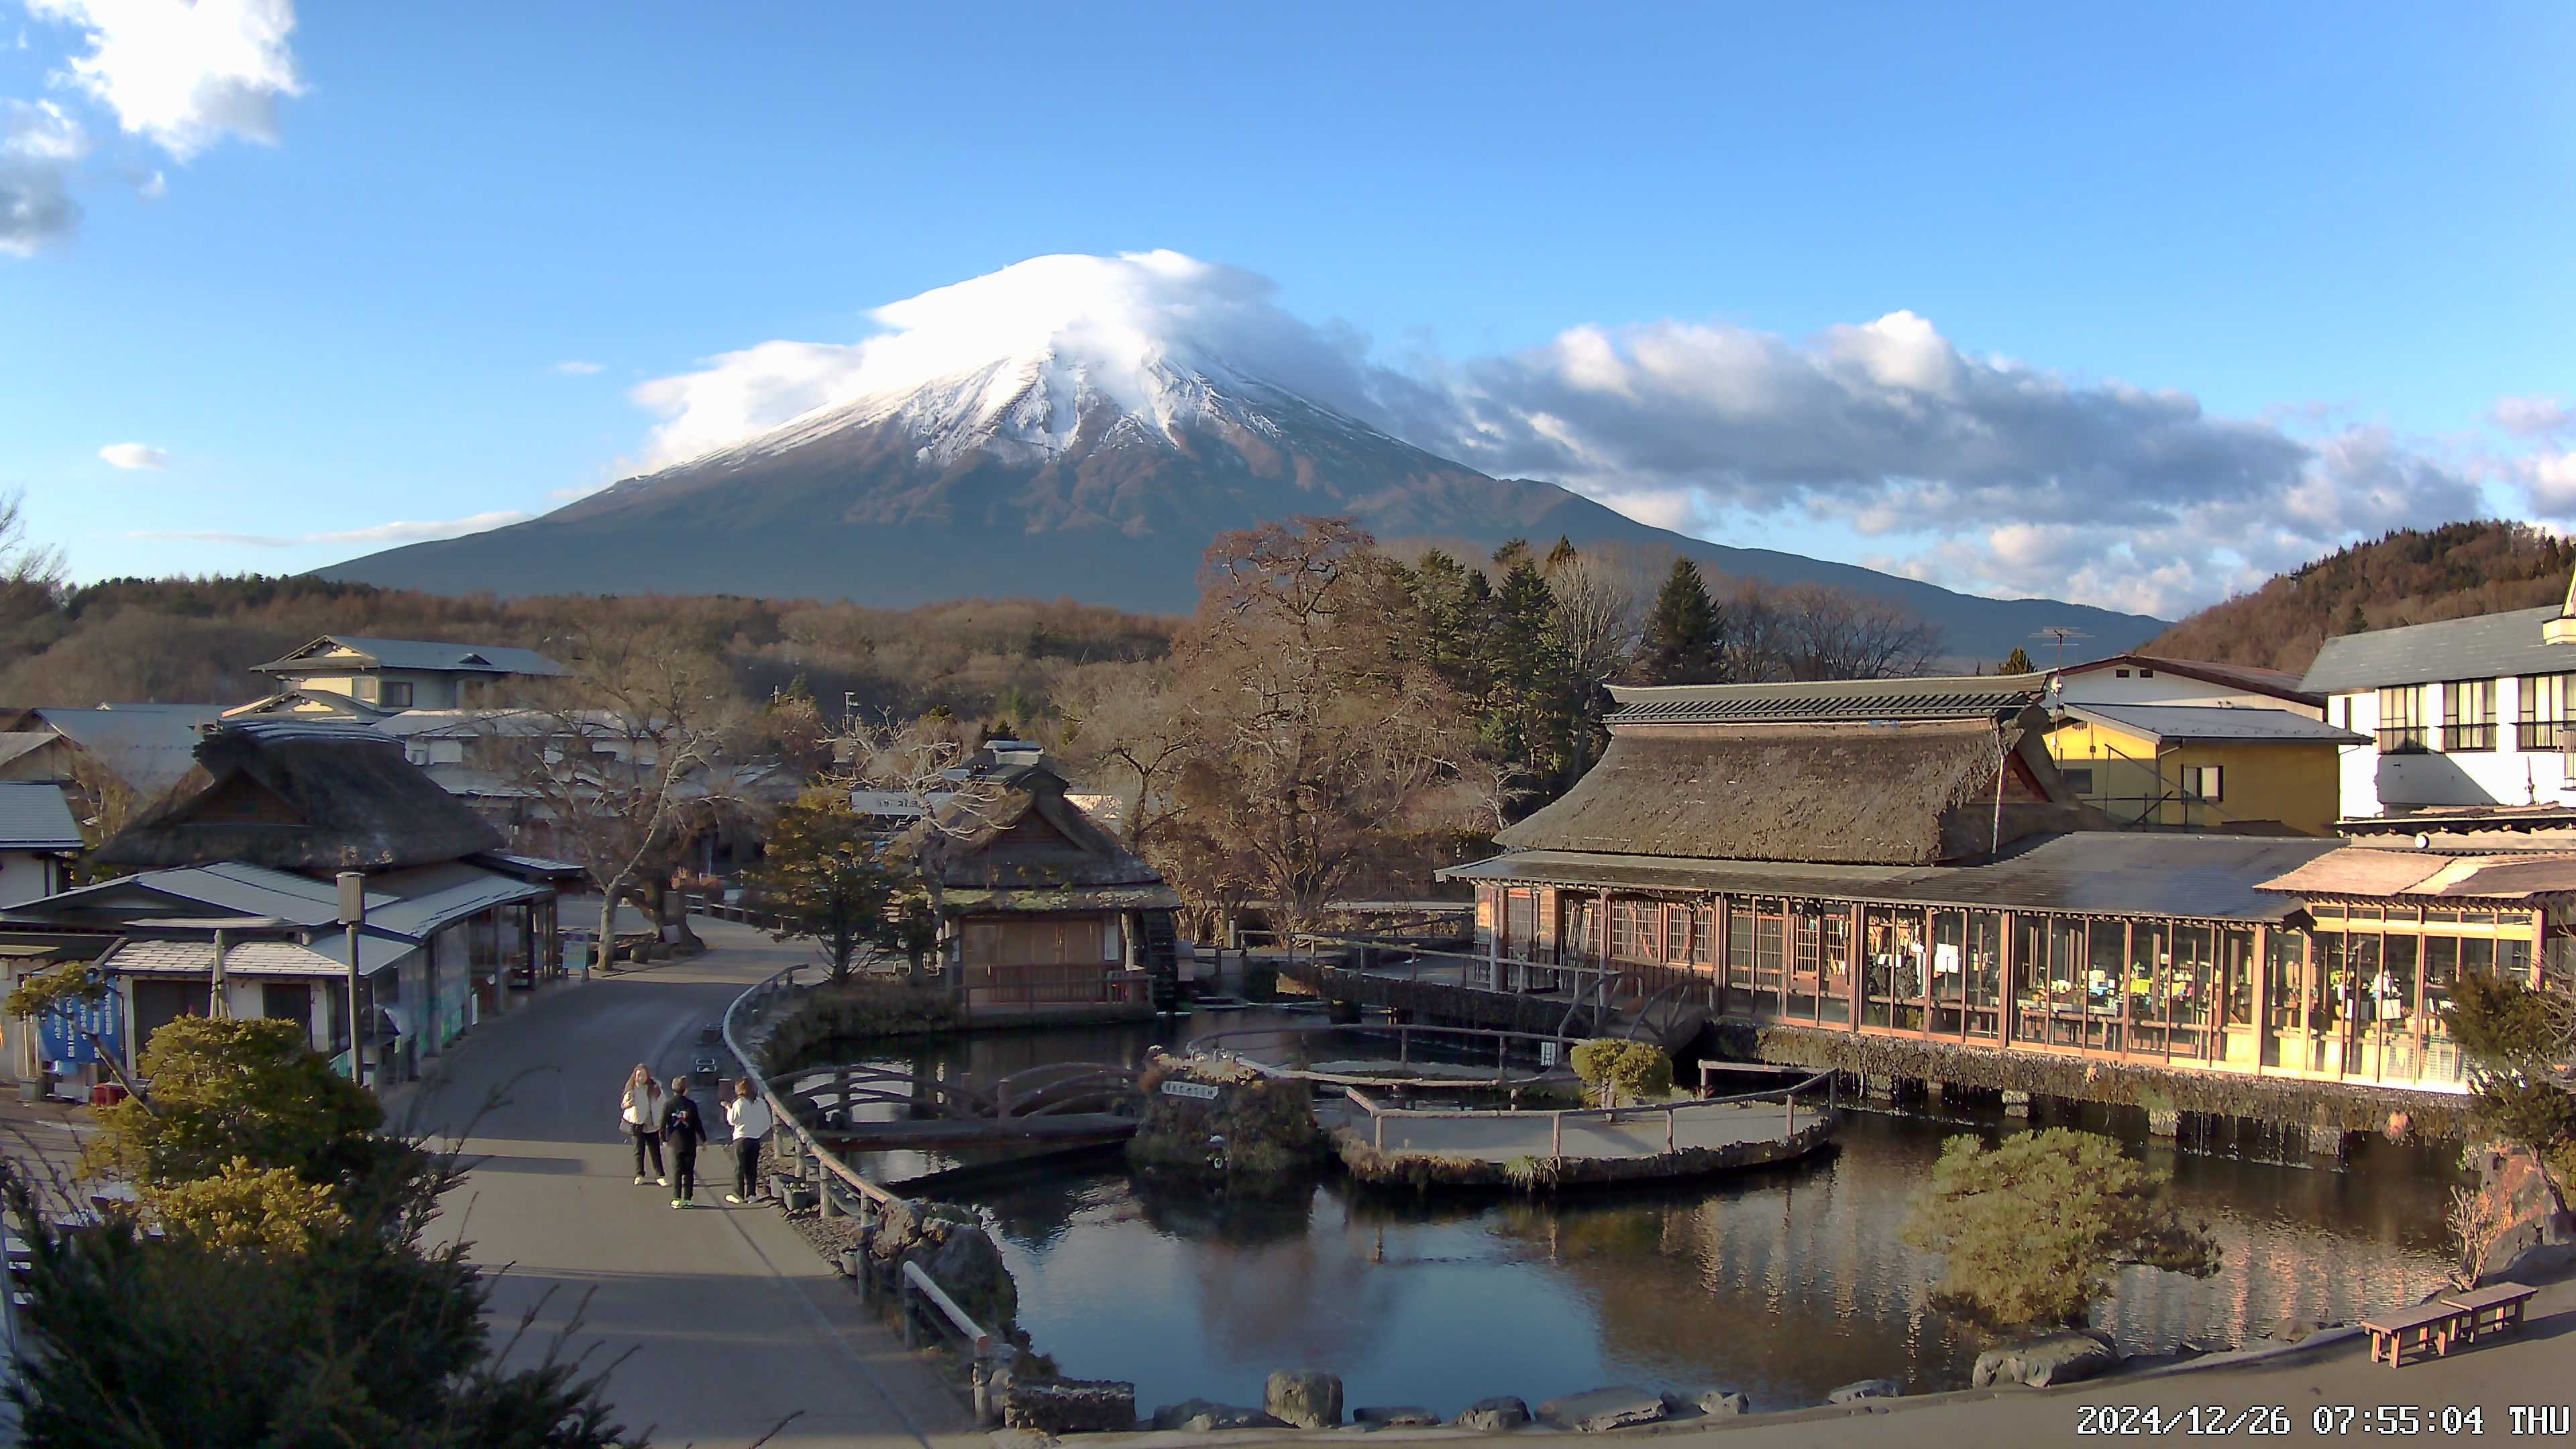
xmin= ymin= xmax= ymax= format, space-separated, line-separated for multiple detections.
xmin=1826 ymin=1378 xmax=1901 ymax=1405
xmin=1537 ymin=1387 xmax=1674 ymax=1432
xmin=1002 ymin=1379 xmax=1136 ymax=1434
xmin=1692 ymin=1389 xmax=1751 ymax=1417
xmin=1971 ymin=1330 xmax=2118 ymax=1389
xmin=1452 ymin=1396 xmax=1531 ymax=1432
xmin=1265 ymin=1370 xmax=1344 ymax=1429
xmin=2469 ymin=1144 xmax=2576 ymax=1282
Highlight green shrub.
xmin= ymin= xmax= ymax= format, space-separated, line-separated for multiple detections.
xmin=1901 ymin=1128 xmax=2218 ymax=1330
xmin=1568 ymin=1039 xmax=1672 ymax=1108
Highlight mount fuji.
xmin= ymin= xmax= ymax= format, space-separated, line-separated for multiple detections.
xmin=324 ymin=259 xmax=2164 ymax=659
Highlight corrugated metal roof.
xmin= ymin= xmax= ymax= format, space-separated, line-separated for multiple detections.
xmin=1441 ymin=833 xmax=2340 ymax=923
xmin=33 ymin=704 xmax=221 ymax=796
xmin=1606 ymin=674 xmax=2049 ymax=726
xmin=254 ymin=635 xmax=564 ymax=678
xmin=2255 ymin=847 xmax=2576 ymax=901
xmin=0 ymin=782 xmax=83 ymax=849
xmin=0 ymin=731 xmax=58 ymax=770
xmin=2302 ymin=606 xmax=2576 ymax=694
xmin=360 ymin=861 xmax=547 ymax=938
xmin=2061 ymin=704 xmax=2367 ymax=745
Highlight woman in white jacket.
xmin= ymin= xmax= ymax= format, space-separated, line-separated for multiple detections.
xmin=724 ymin=1076 xmax=775 ymax=1204
xmin=622 ymin=1063 xmax=666 ymax=1187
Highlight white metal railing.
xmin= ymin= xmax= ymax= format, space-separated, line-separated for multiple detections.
xmin=721 ymin=961 xmax=1010 ymax=1424
xmin=1341 ymin=1063 xmax=1836 ymax=1156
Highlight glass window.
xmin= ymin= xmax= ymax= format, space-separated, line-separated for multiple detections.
xmin=2130 ymin=921 xmax=2169 ymax=1022
xmin=2267 ymin=927 xmax=2308 ymax=1026
xmin=381 ymin=680 xmax=415 ymax=709
xmin=2063 ymin=766 xmax=2097 ymax=794
xmin=2443 ymin=680 xmax=2497 ymax=752
xmin=2221 ymin=928 xmax=2255 ymax=1026
xmin=2183 ymin=765 xmax=2224 ymax=801
xmin=1693 ymin=904 xmax=1717 ymax=966
xmin=2377 ymin=685 xmax=2428 ymax=753
xmin=1664 ymin=904 xmax=1690 ymax=965
xmin=2520 ymin=673 xmax=2572 ymax=751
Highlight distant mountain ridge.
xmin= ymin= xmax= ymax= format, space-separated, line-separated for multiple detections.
xmin=325 ymin=340 xmax=2165 ymax=661
xmin=2145 ymin=521 xmax=2574 ymax=674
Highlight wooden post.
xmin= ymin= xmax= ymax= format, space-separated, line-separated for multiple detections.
xmin=1551 ymin=1111 xmax=1562 ymax=1156
xmin=1786 ymin=1090 xmax=1796 ymax=1137
xmin=1712 ymin=893 xmax=1732 ymax=1018
xmin=1664 ymin=1108 xmax=1676 ymax=1155
xmin=1373 ymin=1112 xmax=1384 ymax=1151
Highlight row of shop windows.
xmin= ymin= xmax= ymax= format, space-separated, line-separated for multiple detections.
xmin=1494 ymin=887 xmax=2537 ymax=1059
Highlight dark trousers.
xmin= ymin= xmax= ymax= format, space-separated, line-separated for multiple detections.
xmin=734 ymin=1136 xmax=762 ymax=1197
xmin=631 ymin=1128 xmax=664 ymax=1179
xmin=672 ymin=1146 xmax=698 ymax=1200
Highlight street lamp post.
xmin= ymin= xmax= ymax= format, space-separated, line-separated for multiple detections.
xmin=338 ymin=871 xmax=366 ymax=1087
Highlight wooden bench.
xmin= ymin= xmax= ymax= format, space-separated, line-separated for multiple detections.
xmin=2443 ymin=1282 xmax=2538 ymax=1343
xmin=2361 ymin=1300 xmax=2471 ymax=1366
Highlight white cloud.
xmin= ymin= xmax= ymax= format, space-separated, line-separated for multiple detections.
xmin=30 ymin=0 xmax=304 ymax=162
xmin=97 ymin=441 xmax=166 ymax=469
xmin=131 ymin=510 xmax=530 ymax=549
xmin=0 ymin=99 xmax=85 ymax=257
xmin=2493 ymin=395 xmax=2571 ymax=438
xmin=135 ymin=166 xmax=162 ymax=198
xmin=552 ymin=360 xmax=604 ymax=376
xmin=621 ymin=250 xmax=2513 ymax=618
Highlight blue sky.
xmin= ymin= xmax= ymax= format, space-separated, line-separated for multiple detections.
xmin=3 ymin=2 xmax=2572 ymax=616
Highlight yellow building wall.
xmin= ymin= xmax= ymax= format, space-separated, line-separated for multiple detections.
xmin=2043 ymin=720 xmax=2342 ymax=836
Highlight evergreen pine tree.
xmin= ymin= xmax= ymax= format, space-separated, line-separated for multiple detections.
xmin=2000 ymin=647 xmax=2035 ymax=674
xmin=1638 ymin=558 xmax=1718 ymax=684
xmin=1543 ymin=535 xmax=1578 ymax=572
xmin=2343 ymin=602 xmax=2369 ymax=635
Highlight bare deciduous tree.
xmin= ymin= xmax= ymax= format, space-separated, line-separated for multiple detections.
xmin=1773 ymin=583 xmax=1945 ymax=680
xmin=488 ymin=622 xmax=753 ymax=970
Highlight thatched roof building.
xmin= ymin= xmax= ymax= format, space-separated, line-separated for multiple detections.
xmin=1499 ymin=677 xmax=2101 ymax=867
xmin=93 ymin=720 xmax=502 ymax=873
xmin=909 ymin=763 xmax=1178 ymax=912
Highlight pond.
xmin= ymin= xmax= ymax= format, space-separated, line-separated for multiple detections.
xmin=814 ymin=1012 xmax=2460 ymax=1415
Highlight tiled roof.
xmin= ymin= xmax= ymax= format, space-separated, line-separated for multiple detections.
xmin=1607 ymin=673 xmax=2049 ymax=726
xmin=2302 ymin=606 xmax=2576 ymax=694
xmin=0 ymin=782 xmax=83 ymax=849
xmin=253 ymin=635 xmax=564 ymax=678
xmin=103 ymin=937 xmax=352 ymax=977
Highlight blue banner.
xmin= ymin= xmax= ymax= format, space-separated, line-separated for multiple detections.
xmin=38 ymin=992 xmax=122 ymax=1068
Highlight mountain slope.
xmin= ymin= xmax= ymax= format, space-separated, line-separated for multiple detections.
xmin=328 ymin=347 xmax=2163 ymax=660
xmin=2145 ymin=521 xmax=2574 ymax=674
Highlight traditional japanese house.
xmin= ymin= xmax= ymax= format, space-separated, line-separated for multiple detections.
xmin=1433 ymin=674 xmax=2508 ymax=1118
xmin=0 ymin=720 xmax=566 ymax=1092
xmin=910 ymin=759 xmax=1179 ymax=1021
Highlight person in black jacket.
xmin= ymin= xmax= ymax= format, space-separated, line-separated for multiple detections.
xmin=659 ymin=1075 xmax=714 ymax=1208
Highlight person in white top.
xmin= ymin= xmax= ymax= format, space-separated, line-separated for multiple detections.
xmin=724 ymin=1076 xmax=776 ymax=1205
xmin=621 ymin=1063 xmax=666 ymax=1187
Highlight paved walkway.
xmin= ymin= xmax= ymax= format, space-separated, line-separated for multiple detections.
xmin=408 ymin=918 xmax=981 ymax=1449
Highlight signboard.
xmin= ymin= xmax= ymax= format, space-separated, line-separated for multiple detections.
xmin=38 ymin=991 xmax=123 ymax=1068
xmin=1538 ymin=1040 xmax=1560 ymax=1069
xmin=1159 ymin=1079 xmax=1221 ymax=1100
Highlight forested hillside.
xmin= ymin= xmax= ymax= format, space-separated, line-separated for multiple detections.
xmin=2144 ymin=521 xmax=2574 ymax=674
xmin=0 ymin=572 xmax=1173 ymax=725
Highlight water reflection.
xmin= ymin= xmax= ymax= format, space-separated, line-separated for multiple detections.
xmin=972 ymin=1110 xmax=2455 ymax=1415
xmin=815 ymin=1016 xmax=2459 ymax=1415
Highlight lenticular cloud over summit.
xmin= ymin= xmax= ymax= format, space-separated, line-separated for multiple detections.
xmin=633 ymin=250 xmax=1392 ymax=470
xmin=623 ymin=249 xmax=2496 ymax=616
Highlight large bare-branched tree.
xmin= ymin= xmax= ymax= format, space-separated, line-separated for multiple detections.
xmin=1773 ymin=582 xmax=1945 ymax=680
xmin=1157 ymin=517 xmax=1497 ymax=938
xmin=488 ymin=621 xmax=752 ymax=969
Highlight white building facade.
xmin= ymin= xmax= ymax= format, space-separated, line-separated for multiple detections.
xmin=2301 ymin=604 xmax=2576 ymax=821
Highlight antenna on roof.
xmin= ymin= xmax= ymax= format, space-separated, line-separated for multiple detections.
xmin=2031 ymin=626 xmax=2092 ymax=670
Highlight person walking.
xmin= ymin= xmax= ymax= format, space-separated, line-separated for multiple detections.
xmin=660 ymin=1074 xmax=713 ymax=1208
xmin=621 ymin=1063 xmax=666 ymax=1187
xmin=724 ymin=1076 xmax=775 ymax=1205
